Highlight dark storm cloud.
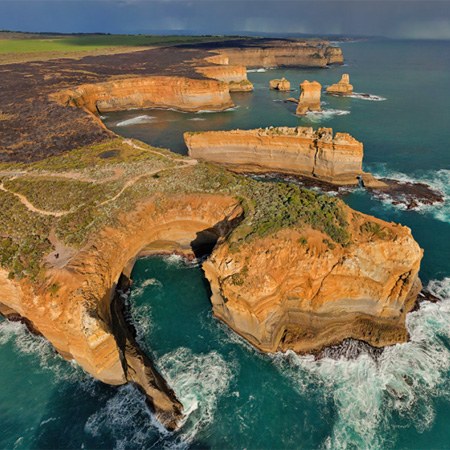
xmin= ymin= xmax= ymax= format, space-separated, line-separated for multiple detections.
xmin=1 ymin=0 xmax=450 ymax=39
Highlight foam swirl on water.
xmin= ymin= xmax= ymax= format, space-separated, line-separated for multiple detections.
xmin=272 ymin=277 xmax=450 ymax=449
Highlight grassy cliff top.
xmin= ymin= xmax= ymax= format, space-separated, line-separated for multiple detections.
xmin=0 ymin=137 xmax=350 ymax=282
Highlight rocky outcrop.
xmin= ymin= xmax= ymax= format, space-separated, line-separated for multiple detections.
xmin=0 ymin=193 xmax=243 ymax=431
xmin=51 ymin=76 xmax=234 ymax=114
xmin=269 ymin=78 xmax=291 ymax=91
xmin=296 ymin=80 xmax=322 ymax=115
xmin=218 ymin=41 xmax=344 ymax=68
xmin=185 ymin=126 xmax=383 ymax=186
xmin=326 ymin=74 xmax=354 ymax=95
xmin=204 ymin=210 xmax=423 ymax=354
xmin=195 ymin=65 xmax=254 ymax=92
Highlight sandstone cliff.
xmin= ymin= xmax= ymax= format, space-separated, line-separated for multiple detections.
xmin=204 ymin=209 xmax=423 ymax=354
xmin=185 ymin=126 xmax=382 ymax=186
xmin=296 ymin=80 xmax=322 ymax=115
xmin=51 ymin=76 xmax=234 ymax=114
xmin=0 ymin=193 xmax=242 ymax=430
xmin=269 ymin=78 xmax=291 ymax=91
xmin=326 ymin=73 xmax=354 ymax=95
xmin=218 ymin=41 xmax=344 ymax=68
xmin=195 ymin=65 xmax=254 ymax=92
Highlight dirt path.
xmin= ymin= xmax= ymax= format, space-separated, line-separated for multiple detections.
xmin=0 ymin=182 xmax=72 ymax=217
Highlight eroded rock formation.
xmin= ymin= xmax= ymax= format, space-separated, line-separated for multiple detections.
xmin=0 ymin=193 xmax=243 ymax=430
xmin=326 ymin=74 xmax=354 ymax=95
xmin=217 ymin=40 xmax=344 ymax=68
xmin=51 ymin=76 xmax=234 ymax=114
xmin=196 ymin=65 xmax=254 ymax=92
xmin=296 ymin=80 xmax=322 ymax=115
xmin=269 ymin=78 xmax=291 ymax=91
xmin=185 ymin=126 xmax=383 ymax=186
xmin=204 ymin=210 xmax=423 ymax=354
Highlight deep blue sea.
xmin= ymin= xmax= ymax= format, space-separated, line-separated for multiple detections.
xmin=1 ymin=40 xmax=450 ymax=449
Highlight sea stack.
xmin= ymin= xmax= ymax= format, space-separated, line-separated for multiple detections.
xmin=269 ymin=77 xmax=291 ymax=91
xmin=326 ymin=73 xmax=353 ymax=95
xmin=184 ymin=126 xmax=386 ymax=187
xmin=296 ymin=80 xmax=322 ymax=115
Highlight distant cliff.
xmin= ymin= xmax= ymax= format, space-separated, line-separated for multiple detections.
xmin=185 ymin=126 xmax=382 ymax=186
xmin=215 ymin=40 xmax=344 ymax=68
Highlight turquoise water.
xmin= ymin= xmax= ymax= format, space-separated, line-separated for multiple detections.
xmin=2 ymin=40 xmax=450 ymax=449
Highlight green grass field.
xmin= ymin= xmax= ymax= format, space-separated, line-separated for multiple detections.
xmin=0 ymin=34 xmax=233 ymax=54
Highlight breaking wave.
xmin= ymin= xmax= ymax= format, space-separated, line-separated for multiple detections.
xmin=301 ymin=109 xmax=350 ymax=122
xmin=84 ymin=348 xmax=234 ymax=449
xmin=348 ymin=92 xmax=386 ymax=101
xmin=116 ymin=115 xmax=155 ymax=127
xmin=272 ymin=277 xmax=450 ymax=449
xmin=247 ymin=68 xmax=268 ymax=73
xmin=368 ymin=164 xmax=449 ymax=223
xmin=159 ymin=347 xmax=235 ymax=446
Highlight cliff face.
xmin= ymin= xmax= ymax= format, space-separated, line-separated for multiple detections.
xmin=0 ymin=193 xmax=242 ymax=430
xmin=218 ymin=41 xmax=344 ymax=68
xmin=185 ymin=127 xmax=376 ymax=186
xmin=51 ymin=76 xmax=234 ymax=114
xmin=204 ymin=210 xmax=423 ymax=354
xmin=269 ymin=78 xmax=291 ymax=91
xmin=326 ymin=74 xmax=354 ymax=95
xmin=195 ymin=65 xmax=254 ymax=92
xmin=296 ymin=80 xmax=322 ymax=115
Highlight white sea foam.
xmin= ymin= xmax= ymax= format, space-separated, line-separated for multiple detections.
xmin=247 ymin=68 xmax=268 ymax=73
xmin=188 ymin=117 xmax=206 ymax=121
xmin=116 ymin=115 xmax=155 ymax=127
xmin=301 ymin=109 xmax=351 ymax=122
xmin=368 ymin=164 xmax=449 ymax=223
xmin=272 ymin=277 xmax=450 ymax=449
xmin=348 ymin=92 xmax=386 ymax=101
xmin=158 ymin=347 xmax=235 ymax=445
xmin=0 ymin=319 xmax=93 ymax=388
xmin=84 ymin=348 xmax=234 ymax=449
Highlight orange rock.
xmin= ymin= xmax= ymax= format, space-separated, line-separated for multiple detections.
xmin=326 ymin=73 xmax=354 ymax=95
xmin=51 ymin=76 xmax=234 ymax=114
xmin=296 ymin=80 xmax=322 ymax=115
xmin=269 ymin=77 xmax=291 ymax=91
xmin=218 ymin=40 xmax=343 ymax=68
xmin=204 ymin=210 xmax=423 ymax=354
xmin=184 ymin=126 xmax=384 ymax=186
xmin=196 ymin=65 xmax=254 ymax=92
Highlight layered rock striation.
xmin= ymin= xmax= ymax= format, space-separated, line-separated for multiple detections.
xmin=217 ymin=40 xmax=344 ymax=68
xmin=185 ymin=126 xmax=382 ymax=186
xmin=0 ymin=192 xmax=243 ymax=430
xmin=204 ymin=209 xmax=423 ymax=354
xmin=296 ymin=80 xmax=322 ymax=115
xmin=195 ymin=65 xmax=254 ymax=92
xmin=51 ymin=76 xmax=234 ymax=115
xmin=326 ymin=73 xmax=354 ymax=95
xmin=269 ymin=78 xmax=291 ymax=91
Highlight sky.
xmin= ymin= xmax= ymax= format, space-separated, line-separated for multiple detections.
xmin=1 ymin=0 xmax=450 ymax=40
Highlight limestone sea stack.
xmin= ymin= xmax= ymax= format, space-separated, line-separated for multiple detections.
xmin=326 ymin=74 xmax=354 ymax=95
xmin=185 ymin=126 xmax=384 ymax=186
xmin=196 ymin=65 xmax=254 ymax=92
xmin=269 ymin=78 xmax=291 ymax=91
xmin=296 ymin=80 xmax=322 ymax=115
xmin=204 ymin=209 xmax=423 ymax=354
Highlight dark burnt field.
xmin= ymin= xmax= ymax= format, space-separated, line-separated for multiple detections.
xmin=0 ymin=45 xmax=212 ymax=162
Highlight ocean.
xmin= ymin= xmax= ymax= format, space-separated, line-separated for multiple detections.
xmin=1 ymin=39 xmax=450 ymax=449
